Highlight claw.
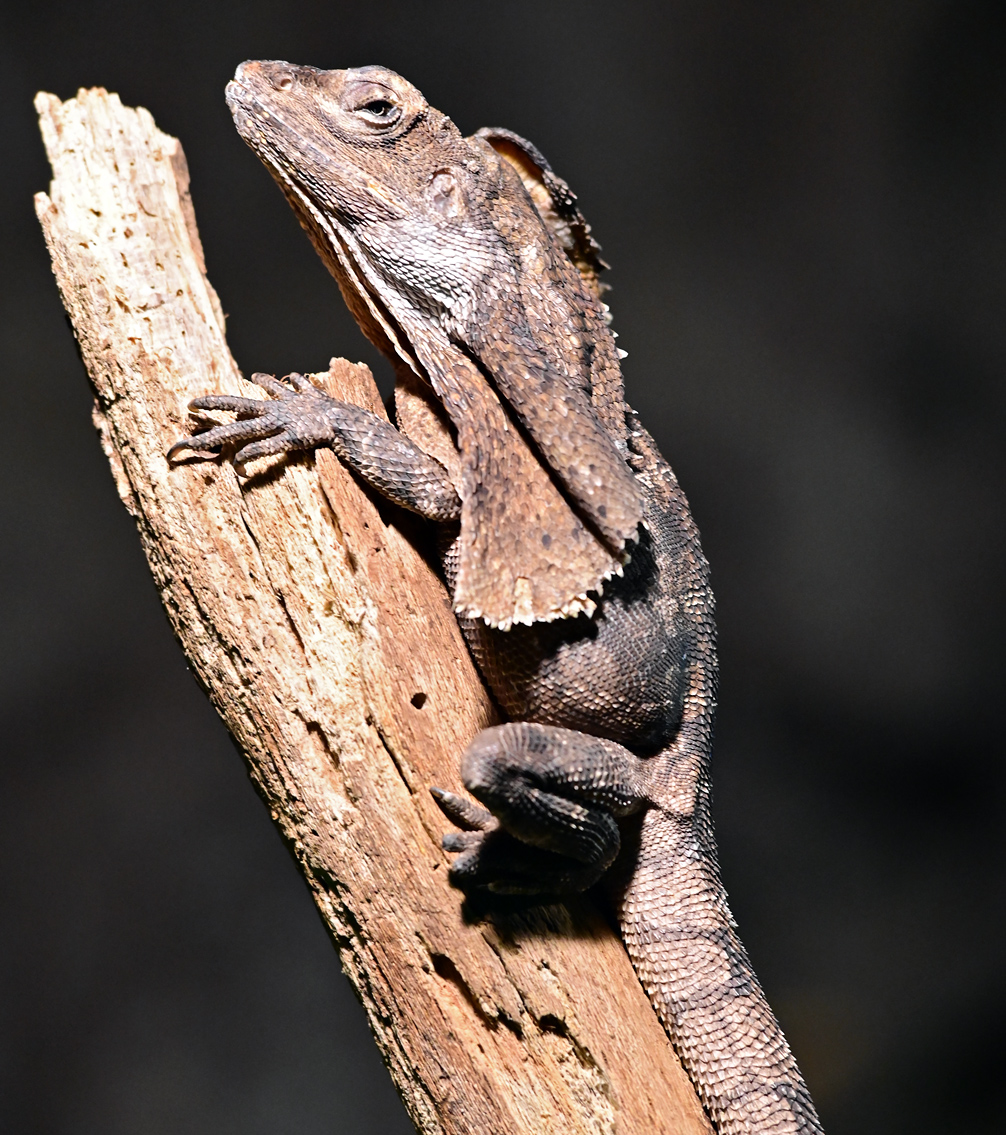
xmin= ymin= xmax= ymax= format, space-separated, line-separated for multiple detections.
xmin=166 ymin=435 xmax=201 ymax=460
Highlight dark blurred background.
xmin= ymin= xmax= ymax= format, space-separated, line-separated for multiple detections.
xmin=2 ymin=1 xmax=1004 ymax=1132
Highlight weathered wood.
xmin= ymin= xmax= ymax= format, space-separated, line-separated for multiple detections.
xmin=34 ymin=86 xmax=712 ymax=1135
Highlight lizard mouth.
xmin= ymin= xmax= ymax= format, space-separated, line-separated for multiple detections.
xmin=224 ymin=77 xmax=245 ymax=110
xmin=224 ymin=68 xmax=262 ymax=140
xmin=225 ymin=61 xmax=302 ymax=145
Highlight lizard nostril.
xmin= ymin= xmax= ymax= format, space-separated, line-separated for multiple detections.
xmin=271 ymin=72 xmax=293 ymax=92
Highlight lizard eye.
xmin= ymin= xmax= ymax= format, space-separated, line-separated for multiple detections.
xmin=357 ymin=99 xmax=400 ymax=124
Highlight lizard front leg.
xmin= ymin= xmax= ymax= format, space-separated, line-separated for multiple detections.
xmin=168 ymin=372 xmax=461 ymax=522
xmin=434 ymin=721 xmax=652 ymax=894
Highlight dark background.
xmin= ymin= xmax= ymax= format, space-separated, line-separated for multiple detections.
xmin=2 ymin=1 xmax=1004 ymax=1132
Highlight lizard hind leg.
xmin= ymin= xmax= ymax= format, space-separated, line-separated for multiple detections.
xmin=436 ymin=722 xmax=651 ymax=895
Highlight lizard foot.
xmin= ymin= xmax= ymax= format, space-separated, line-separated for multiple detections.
xmin=167 ymin=372 xmax=339 ymax=469
xmin=168 ymin=372 xmax=462 ymax=521
xmin=432 ymin=784 xmax=606 ymax=893
xmin=433 ymin=723 xmax=649 ymax=895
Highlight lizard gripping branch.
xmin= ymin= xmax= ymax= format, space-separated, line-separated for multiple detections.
xmin=35 ymin=87 xmax=712 ymax=1135
xmin=41 ymin=60 xmax=825 ymax=1134
xmin=188 ymin=61 xmax=824 ymax=1134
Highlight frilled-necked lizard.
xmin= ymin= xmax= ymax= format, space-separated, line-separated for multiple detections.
xmin=170 ymin=61 xmax=824 ymax=1135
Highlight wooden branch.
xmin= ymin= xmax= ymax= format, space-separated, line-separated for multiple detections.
xmin=34 ymin=87 xmax=711 ymax=1135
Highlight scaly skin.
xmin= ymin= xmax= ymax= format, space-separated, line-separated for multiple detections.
xmin=171 ymin=60 xmax=824 ymax=1134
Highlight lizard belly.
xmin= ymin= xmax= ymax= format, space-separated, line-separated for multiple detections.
xmin=462 ymin=524 xmax=689 ymax=754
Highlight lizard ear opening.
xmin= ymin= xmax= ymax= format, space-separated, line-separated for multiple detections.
xmin=475 ymin=127 xmax=609 ymax=301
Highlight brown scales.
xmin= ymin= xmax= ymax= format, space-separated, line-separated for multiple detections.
xmin=223 ymin=59 xmax=640 ymax=628
xmin=172 ymin=61 xmax=825 ymax=1134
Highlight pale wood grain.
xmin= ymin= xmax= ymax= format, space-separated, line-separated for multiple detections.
xmin=34 ymin=86 xmax=712 ymax=1135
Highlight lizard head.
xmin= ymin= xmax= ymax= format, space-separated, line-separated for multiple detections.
xmin=226 ymin=61 xmax=466 ymax=228
xmin=225 ymin=59 xmax=491 ymax=385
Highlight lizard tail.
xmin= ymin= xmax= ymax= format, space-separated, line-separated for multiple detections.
xmin=616 ymin=805 xmax=824 ymax=1135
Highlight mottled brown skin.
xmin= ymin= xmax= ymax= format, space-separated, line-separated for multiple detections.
xmin=171 ymin=61 xmax=824 ymax=1134
xmin=216 ymin=60 xmax=641 ymax=628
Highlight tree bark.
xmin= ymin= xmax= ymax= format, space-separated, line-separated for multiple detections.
xmin=34 ymin=86 xmax=712 ymax=1135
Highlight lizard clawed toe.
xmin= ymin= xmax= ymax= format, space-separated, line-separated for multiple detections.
xmin=431 ymin=787 xmax=503 ymax=883
xmin=441 ymin=830 xmax=484 ymax=853
xmin=430 ymin=787 xmax=534 ymax=891
xmin=430 ymin=786 xmax=497 ymax=832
